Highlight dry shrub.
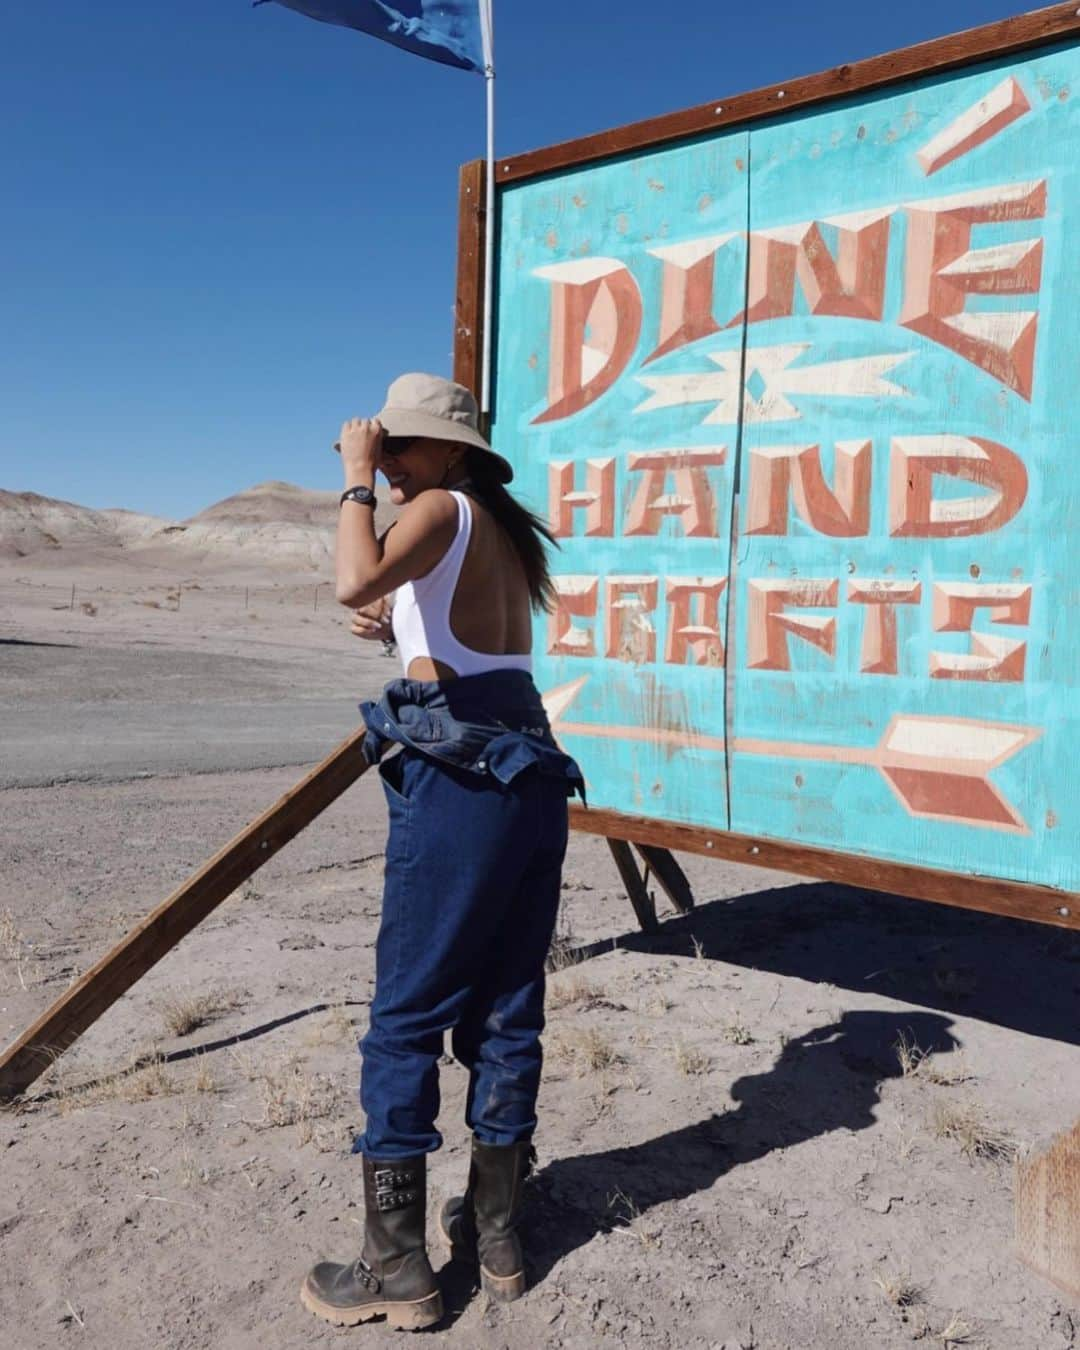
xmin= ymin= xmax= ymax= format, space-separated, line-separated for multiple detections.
xmin=158 ymin=986 xmax=244 ymax=1038
xmin=673 ymin=1041 xmax=712 ymax=1077
xmin=931 ymin=1099 xmax=1017 ymax=1163
xmin=79 ymin=601 xmax=98 ymax=616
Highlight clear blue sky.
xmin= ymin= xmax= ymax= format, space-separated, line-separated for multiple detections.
xmin=0 ymin=0 xmax=1024 ymax=519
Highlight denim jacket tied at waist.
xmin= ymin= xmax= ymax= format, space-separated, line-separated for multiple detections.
xmin=359 ymin=669 xmax=586 ymax=801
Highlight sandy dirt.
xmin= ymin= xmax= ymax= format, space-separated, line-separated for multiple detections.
xmin=1 ymin=579 xmax=1078 ymax=1350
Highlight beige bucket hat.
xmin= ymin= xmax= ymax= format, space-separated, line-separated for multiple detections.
xmin=376 ymin=372 xmax=514 ymax=484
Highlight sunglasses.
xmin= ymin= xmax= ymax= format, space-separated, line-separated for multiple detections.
xmin=381 ymin=435 xmax=420 ymax=457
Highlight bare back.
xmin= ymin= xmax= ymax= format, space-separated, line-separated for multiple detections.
xmin=405 ymin=495 xmax=533 ymax=682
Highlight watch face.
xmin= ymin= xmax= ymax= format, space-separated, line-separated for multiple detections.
xmin=343 ymin=486 xmax=375 ymax=504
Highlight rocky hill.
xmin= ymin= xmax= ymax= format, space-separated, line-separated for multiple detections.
xmin=0 ymin=482 xmax=398 ymax=577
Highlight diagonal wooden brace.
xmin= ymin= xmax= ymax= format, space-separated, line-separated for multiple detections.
xmin=633 ymin=843 xmax=695 ymax=916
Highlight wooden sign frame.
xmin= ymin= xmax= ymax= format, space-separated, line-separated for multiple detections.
xmin=453 ymin=2 xmax=1080 ymax=933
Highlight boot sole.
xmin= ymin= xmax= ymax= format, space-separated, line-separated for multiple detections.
xmin=438 ymin=1215 xmax=526 ymax=1303
xmin=479 ymin=1267 xmax=527 ymax=1303
xmin=299 ymin=1279 xmax=443 ymax=1330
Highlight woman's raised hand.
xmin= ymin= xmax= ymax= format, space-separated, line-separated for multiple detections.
xmin=350 ymin=596 xmax=393 ymax=641
xmin=336 ymin=417 xmax=383 ymax=478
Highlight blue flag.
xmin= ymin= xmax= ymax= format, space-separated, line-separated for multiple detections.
xmin=257 ymin=1 xmax=485 ymax=73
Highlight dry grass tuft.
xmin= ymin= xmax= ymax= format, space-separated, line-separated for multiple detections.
xmin=578 ymin=1028 xmax=621 ymax=1073
xmin=189 ymin=1056 xmax=217 ymax=1095
xmin=690 ymin=935 xmax=707 ymax=960
xmin=920 ymin=1056 xmax=974 ymax=1087
xmin=256 ymin=1057 xmax=340 ymax=1144
xmin=0 ymin=908 xmax=23 ymax=961
xmin=546 ymin=973 xmax=603 ymax=1011
xmin=895 ymin=1030 xmax=926 ymax=1078
xmin=673 ymin=1041 xmax=712 ymax=1077
xmin=549 ymin=1027 xmax=624 ymax=1076
xmin=894 ymin=1115 xmax=919 ymax=1162
xmin=931 ymin=1099 xmax=1017 ymax=1164
xmin=0 ymin=908 xmax=36 ymax=991
xmin=158 ymin=986 xmax=244 ymax=1038
xmin=935 ymin=1313 xmax=975 ymax=1347
xmin=607 ymin=1187 xmax=661 ymax=1248
xmin=179 ymin=1146 xmax=208 ymax=1189
xmin=52 ymin=1052 xmax=182 ymax=1115
xmin=895 ymin=1032 xmax=973 ymax=1086
xmin=546 ymin=918 xmax=582 ymax=974
xmin=720 ymin=1018 xmax=753 ymax=1046
xmin=301 ymin=1004 xmax=356 ymax=1047
xmin=873 ymin=1269 xmax=923 ymax=1308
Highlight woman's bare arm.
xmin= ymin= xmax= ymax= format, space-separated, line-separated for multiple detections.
xmin=334 ymin=418 xmax=457 ymax=608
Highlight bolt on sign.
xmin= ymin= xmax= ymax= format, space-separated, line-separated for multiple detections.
xmin=455 ymin=4 xmax=1080 ymax=926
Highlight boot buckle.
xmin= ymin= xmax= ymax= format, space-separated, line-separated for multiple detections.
xmin=373 ymin=1167 xmax=416 ymax=1212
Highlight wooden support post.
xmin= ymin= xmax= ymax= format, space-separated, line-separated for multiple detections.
xmin=633 ymin=844 xmax=695 ymax=916
xmin=606 ymin=838 xmax=659 ymax=934
xmin=0 ymin=729 xmax=371 ymax=1103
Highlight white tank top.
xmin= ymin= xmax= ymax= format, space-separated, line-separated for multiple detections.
xmin=391 ymin=490 xmax=533 ymax=679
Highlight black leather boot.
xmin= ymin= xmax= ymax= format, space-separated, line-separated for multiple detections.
xmin=439 ymin=1137 xmax=533 ymax=1302
xmin=301 ymin=1155 xmax=443 ymax=1329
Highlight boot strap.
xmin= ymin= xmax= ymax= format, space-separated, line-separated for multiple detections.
xmin=373 ymin=1166 xmax=419 ymax=1212
xmin=352 ymin=1258 xmax=380 ymax=1291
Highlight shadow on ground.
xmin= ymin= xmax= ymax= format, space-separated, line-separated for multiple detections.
xmin=575 ymin=881 xmax=1080 ymax=1046
xmin=519 ymin=1008 xmax=956 ymax=1287
xmin=0 ymin=637 xmax=78 ymax=648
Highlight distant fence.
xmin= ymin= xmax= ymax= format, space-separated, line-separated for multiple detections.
xmin=0 ymin=578 xmax=337 ymax=619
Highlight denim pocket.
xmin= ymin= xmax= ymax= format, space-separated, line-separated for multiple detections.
xmin=378 ymin=750 xmax=414 ymax=806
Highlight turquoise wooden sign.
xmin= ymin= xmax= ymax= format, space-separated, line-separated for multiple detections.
xmin=486 ymin=29 xmax=1080 ymax=899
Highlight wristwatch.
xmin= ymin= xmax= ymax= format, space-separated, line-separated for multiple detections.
xmin=340 ymin=485 xmax=377 ymax=508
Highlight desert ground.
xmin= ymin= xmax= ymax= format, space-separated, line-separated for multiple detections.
xmin=0 ymin=487 xmax=1078 ymax=1350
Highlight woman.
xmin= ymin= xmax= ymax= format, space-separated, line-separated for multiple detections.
xmin=301 ymin=373 xmax=583 ymax=1331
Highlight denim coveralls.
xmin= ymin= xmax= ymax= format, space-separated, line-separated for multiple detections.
xmin=353 ymin=670 xmax=585 ymax=1159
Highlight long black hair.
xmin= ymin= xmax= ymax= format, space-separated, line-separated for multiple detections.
xmin=460 ymin=448 xmax=558 ymax=614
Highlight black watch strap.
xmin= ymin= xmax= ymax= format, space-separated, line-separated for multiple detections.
xmin=340 ymin=485 xmax=377 ymax=508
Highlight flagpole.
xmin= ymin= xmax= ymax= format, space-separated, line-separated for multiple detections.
xmin=479 ymin=0 xmax=495 ymax=418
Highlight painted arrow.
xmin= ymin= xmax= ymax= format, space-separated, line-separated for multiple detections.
xmin=542 ymin=677 xmax=1041 ymax=833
